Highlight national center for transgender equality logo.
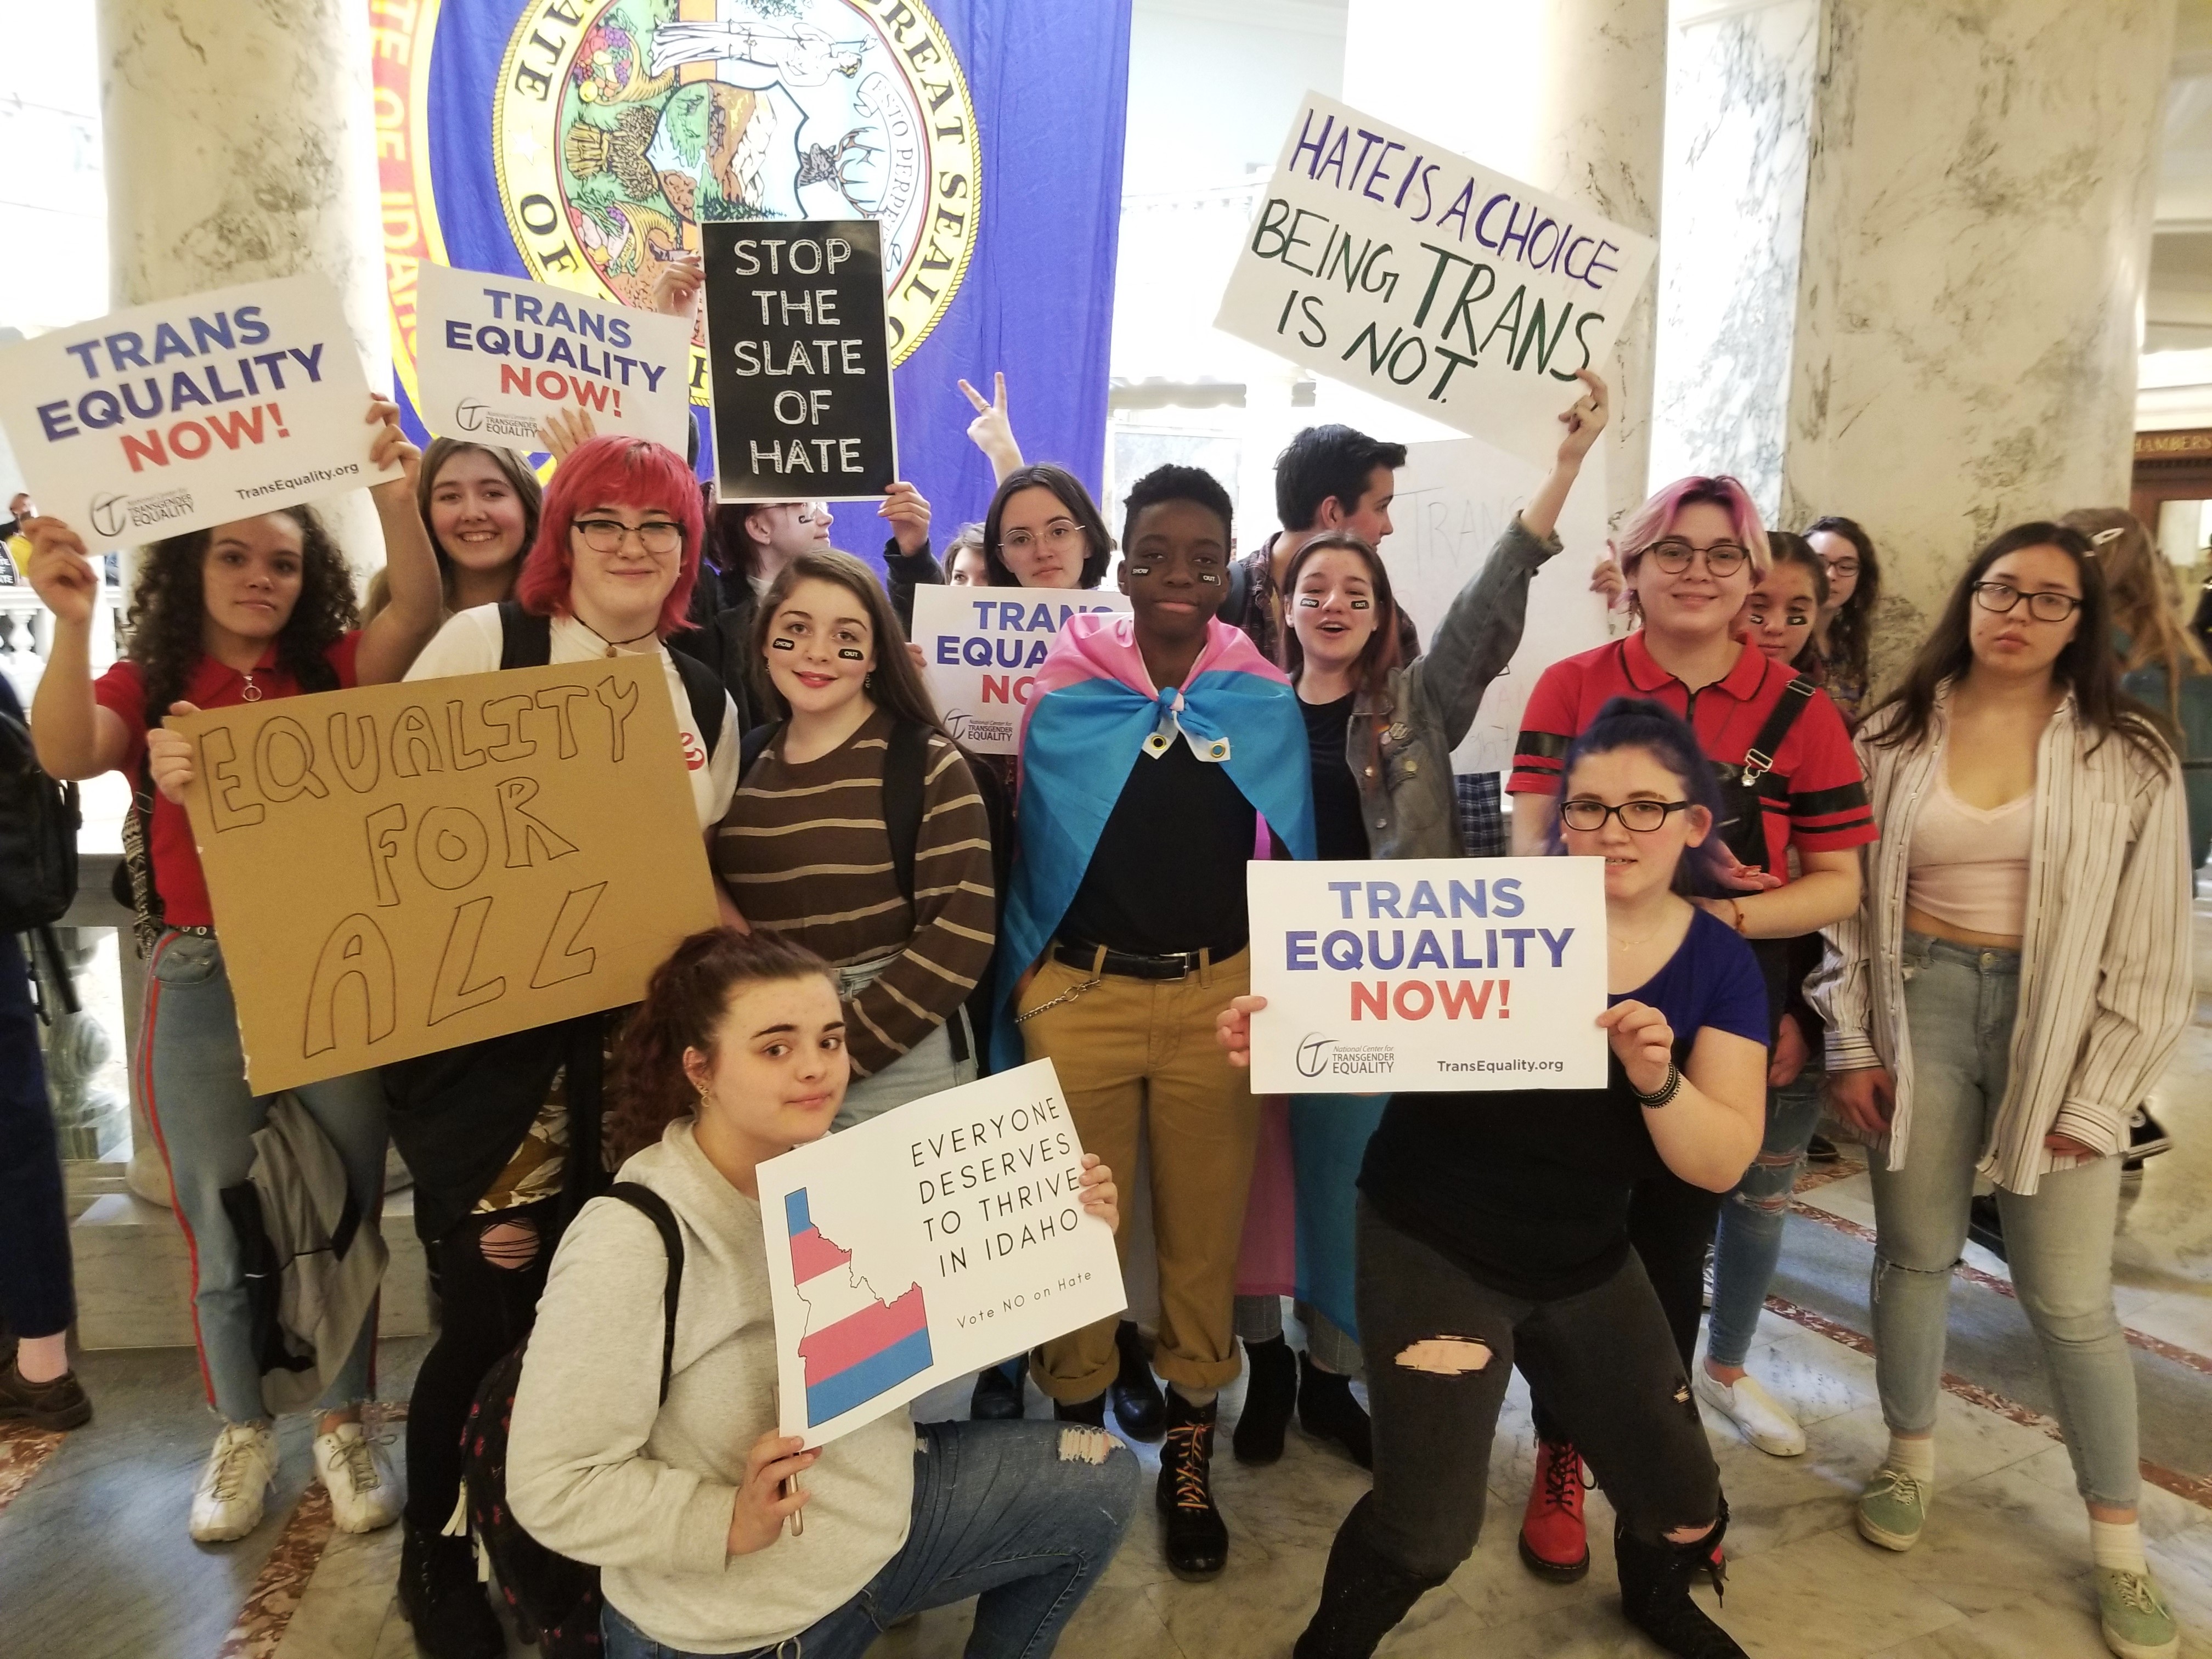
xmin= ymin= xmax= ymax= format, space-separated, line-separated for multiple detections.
xmin=373 ymin=0 xmax=983 ymax=433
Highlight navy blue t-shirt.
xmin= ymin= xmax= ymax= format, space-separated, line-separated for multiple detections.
xmin=1360 ymin=906 xmax=1769 ymax=1301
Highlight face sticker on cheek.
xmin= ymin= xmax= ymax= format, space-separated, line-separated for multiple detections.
xmin=1128 ymin=566 xmax=1152 ymax=577
xmin=771 ymin=637 xmax=797 ymax=651
xmin=837 ymin=647 xmax=865 ymax=661
xmin=1351 ymin=599 xmax=1370 ymax=610
xmin=1198 ymin=572 xmax=1220 ymax=585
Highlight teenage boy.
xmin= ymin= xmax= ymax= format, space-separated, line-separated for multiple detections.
xmin=997 ymin=465 xmax=1315 ymax=1583
xmin=1226 ymin=425 xmax=1417 ymax=664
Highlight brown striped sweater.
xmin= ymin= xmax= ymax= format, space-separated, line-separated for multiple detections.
xmin=713 ymin=708 xmax=997 ymax=1077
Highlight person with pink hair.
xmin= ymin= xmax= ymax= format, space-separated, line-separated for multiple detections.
xmin=1503 ymin=475 xmax=1874 ymax=1585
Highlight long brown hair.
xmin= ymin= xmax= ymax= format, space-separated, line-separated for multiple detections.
xmin=1279 ymin=532 xmax=1405 ymax=786
xmin=129 ymin=507 xmax=357 ymax=720
xmin=1866 ymin=521 xmax=2171 ymax=765
xmin=366 ymin=440 xmax=544 ymax=620
xmin=752 ymin=548 xmax=949 ymax=734
xmin=2061 ymin=507 xmax=2209 ymax=724
xmin=606 ymin=928 xmax=838 ymax=1167
xmin=1803 ymin=514 xmax=1882 ymax=689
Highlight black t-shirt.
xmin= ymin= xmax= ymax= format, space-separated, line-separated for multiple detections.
xmin=1302 ymin=692 xmax=1368 ymax=861
xmin=1057 ymin=735 xmax=1262 ymax=956
xmin=1359 ymin=909 xmax=1768 ymax=1301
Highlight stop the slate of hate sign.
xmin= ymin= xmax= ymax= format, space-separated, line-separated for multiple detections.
xmin=171 ymin=661 xmax=721 ymax=1094
xmin=909 ymin=586 xmax=1131 ymax=754
xmin=702 ymin=218 xmax=898 ymax=502
xmin=1245 ymin=857 xmax=1608 ymax=1095
xmin=1215 ymin=94 xmax=1658 ymax=470
xmin=756 ymin=1060 xmax=1125 ymax=1448
xmin=414 ymin=263 xmax=695 ymax=453
xmin=0 ymin=273 xmax=398 ymax=545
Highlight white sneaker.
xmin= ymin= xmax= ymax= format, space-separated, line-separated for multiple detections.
xmin=190 ymin=1420 xmax=278 ymax=1542
xmin=313 ymin=1420 xmax=403 ymax=1534
xmin=1693 ymin=1366 xmax=1807 ymax=1457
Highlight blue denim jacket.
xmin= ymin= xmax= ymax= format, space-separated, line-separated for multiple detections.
xmin=1341 ymin=517 xmax=1559 ymax=860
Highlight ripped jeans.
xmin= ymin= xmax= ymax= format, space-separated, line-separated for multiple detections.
xmin=1705 ymin=1075 xmax=1827 ymax=1368
xmin=1355 ymin=1200 xmax=1719 ymax=1577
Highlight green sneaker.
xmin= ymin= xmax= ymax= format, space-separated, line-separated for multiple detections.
xmin=1854 ymin=1465 xmax=1928 ymax=1551
xmin=2096 ymin=1567 xmax=2179 ymax=1659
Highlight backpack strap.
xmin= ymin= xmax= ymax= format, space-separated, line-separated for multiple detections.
xmin=667 ymin=648 xmax=730 ymax=761
xmin=608 ymin=1182 xmax=685 ymax=1404
xmin=739 ymin=719 xmax=781 ymax=779
xmin=882 ymin=721 xmax=930 ymax=907
xmin=496 ymin=600 xmax=553 ymax=671
xmin=1740 ymin=674 xmax=1816 ymax=790
xmin=1226 ymin=554 xmax=1251 ymax=628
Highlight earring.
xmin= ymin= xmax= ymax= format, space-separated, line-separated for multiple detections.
xmin=695 ymin=1080 xmax=710 ymax=1108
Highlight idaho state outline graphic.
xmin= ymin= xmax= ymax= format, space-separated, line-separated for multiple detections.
xmin=785 ymin=1188 xmax=934 ymax=1425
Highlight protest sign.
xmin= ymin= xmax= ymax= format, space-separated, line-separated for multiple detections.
xmin=702 ymin=218 xmax=897 ymax=503
xmin=413 ymin=264 xmax=694 ymax=454
xmin=0 ymin=274 xmax=397 ymax=545
xmin=910 ymin=586 xmax=1132 ymax=753
xmin=1245 ymin=857 xmax=1607 ymax=1094
xmin=172 ymin=661 xmax=721 ymax=1093
xmin=1215 ymin=94 xmax=1658 ymax=470
xmin=757 ymin=1059 xmax=1125 ymax=1448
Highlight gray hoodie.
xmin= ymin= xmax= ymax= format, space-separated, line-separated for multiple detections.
xmin=507 ymin=1120 xmax=916 ymax=1652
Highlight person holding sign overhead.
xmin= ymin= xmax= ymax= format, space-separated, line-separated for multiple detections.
xmin=1504 ymin=474 xmax=1872 ymax=1582
xmin=507 ymin=927 xmax=1135 ymax=1659
xmin=1229 ymin=373 xmax=1604 ymax=1474
xmin=1219 ymin=698 xmax=1767 ymax=1659
xmin=380 ymin=432 xmax=739 ymax=1659
xmin=362 ymin=437 xmax=542 ymax=623
xmin=1000 ymin=465 xmax=1313 ymax=1582
xmin=21 ymin=396 xmax=442 ymax=1544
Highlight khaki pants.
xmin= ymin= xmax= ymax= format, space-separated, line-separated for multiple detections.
xmin=1018 ymin=946 xmax=1259 ymax=1400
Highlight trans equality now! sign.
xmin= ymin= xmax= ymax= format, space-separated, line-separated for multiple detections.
xmin=1245 ymin=857 xmax=1608 ymax=1094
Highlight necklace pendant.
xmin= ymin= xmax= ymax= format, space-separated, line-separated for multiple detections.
xmin=605 ymin=645 xmax=618 ymax=658
xmin=240 ymin=674 xmax=262 ymax=703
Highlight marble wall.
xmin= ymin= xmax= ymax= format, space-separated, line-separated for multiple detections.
xmin=1647 ymin=0 xmax=1821 ymax=519
xmin=1779 ymin=0 xmax=2179 ymax=685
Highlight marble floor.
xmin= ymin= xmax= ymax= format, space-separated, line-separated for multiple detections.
xmin=7 ymin=921 xmax=2212 ymax=1659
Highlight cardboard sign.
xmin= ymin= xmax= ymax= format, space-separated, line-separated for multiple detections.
xmin=173 ymin=661 xmax=721 ymax=1093
xmin=1245 ymin=857 xmax=1607 ymax=1093
xmin=1215 ymin=94 xmax=1658 ymax=470
xmin=413 ymin=264 xmax=695 ymax=454
xmin=0 ymin=274 xmax=397 ymax=544
xmin=757 ymin=1059 xmax=1125 ymax=1447
xmin=910 ymin=587 xmax=1133 ymax=754
xmin=702 ymin=218 xmax=897 ymax=503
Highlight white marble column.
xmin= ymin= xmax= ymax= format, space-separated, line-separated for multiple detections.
xmin=1778 ymin=0 xmax=2178 ymax=683
xmin=95 ymin=0 xmax=390 ymax=1203
xmin=1344 ymin=0 xmax=1668 ymax=527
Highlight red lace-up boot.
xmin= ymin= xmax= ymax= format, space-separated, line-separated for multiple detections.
xmin=1517 ymin=1438 xmax=1592 ymax=1581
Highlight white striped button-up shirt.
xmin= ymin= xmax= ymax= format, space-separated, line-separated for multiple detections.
xmin=1809 ymin=691 xmax=2191 ymax=1193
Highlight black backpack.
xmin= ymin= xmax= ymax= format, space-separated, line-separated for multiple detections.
xmin=460 ymin=1182 xmax=683 ymax=1659
xmin=495 ymin=601 xmax=731 ymax=758
xmin=1708 ymin=672 xmax=1816 ymax=872
xmin=0 ymin=681 xmax=82 ymax=1011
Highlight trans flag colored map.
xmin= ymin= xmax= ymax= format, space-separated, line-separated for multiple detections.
xmin=786 ymin=1188 xmax=933 ymax=1425
xmin=370 ymin=0 xmax=1135 ymax=544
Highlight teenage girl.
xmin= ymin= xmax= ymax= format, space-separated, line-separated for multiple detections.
xmin=1221 ymin=698 xmax=1767 ymax=1659
xmin=24 ymin=399 xmax=442 ymax=1543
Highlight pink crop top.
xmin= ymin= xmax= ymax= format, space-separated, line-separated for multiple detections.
xmin=1906 ymin=770 xmax=2033 ymax=936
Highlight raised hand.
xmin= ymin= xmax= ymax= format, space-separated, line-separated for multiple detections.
xmin=367 ymin=396 xmax=421 ymax=494
xmin=1556 ymin=369 xmax=1609 ymax=466
xmin=958 ymin=373 xmax=1022 ymax=477
xmin=25 ymin=518 xmax=100 ymax=627
xmin=878 ymin=481 xmax=932 ymax=556
xmin=649 ymin=252 xmax=706 ymax=321
xmin=537 ymin=407 xmax=599 ymax=463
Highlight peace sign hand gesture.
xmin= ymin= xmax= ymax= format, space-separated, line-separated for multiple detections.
xmin=958 ymin=372 xmax=1023 ymax=481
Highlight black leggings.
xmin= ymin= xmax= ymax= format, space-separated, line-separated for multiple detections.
xmin=404 ymin=1199 xmax=558 ymax=1531
xmin=1355 ymin=1200 xmax=1718 ymax=1576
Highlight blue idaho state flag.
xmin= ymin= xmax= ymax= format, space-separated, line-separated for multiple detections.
xmin=373 ymin=0 xmax=1133 ymax=554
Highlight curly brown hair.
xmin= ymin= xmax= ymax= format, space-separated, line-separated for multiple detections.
xmin=604 ymin=927 xmax=840 ymax=1168
xmin=128 ymin=507 xmax=360 ymax=721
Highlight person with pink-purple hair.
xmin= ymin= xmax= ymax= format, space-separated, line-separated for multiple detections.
xmin=1502 ymin=475 xmax=1875 ymax=1585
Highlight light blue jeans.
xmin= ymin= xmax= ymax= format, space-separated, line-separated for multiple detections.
xmin=1706 ymin=1074 xmax=1827 ymax=1367
xmin=141 ymin=930 xmax=387 ymax=1423
xmin=601 ymin=1420 xmax=1138 ymax=1659
xmin=832 ymin=955 xmax=977 ymax=1131
xmin=1868 ymin=933 xmax=2138 ymax=1506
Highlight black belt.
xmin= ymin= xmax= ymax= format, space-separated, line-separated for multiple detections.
xmin=1052 ymin=938 xmax=1242 ymax=981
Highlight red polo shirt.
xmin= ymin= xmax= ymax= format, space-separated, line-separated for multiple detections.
xmin=1508 ymin=632 xmax=1874 ymax=873
xmin=94 ymin=633 xmax=364 ymax=928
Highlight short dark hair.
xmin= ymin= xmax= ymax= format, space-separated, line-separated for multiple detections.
xmin=982 ymin=465 xmax=1114 ymax=588
xmin=1273 ymin=425 xmax=1407 ymax=533
xmin=1121 ymin=464 xmax=1234 ymax=554
xmin=1547 ymin=697 xmax=1731 ymax=898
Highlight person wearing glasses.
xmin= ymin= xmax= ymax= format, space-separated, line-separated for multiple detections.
xmin=1811 ymin=524 xmax=2190 ymax=1659
xmin=385 ymin=435 xmax=741 ymax=1659
xmin=1802 ymin=516 xmax=1884 ymax=729
xmin=1220 ymin=697 xmax=1767 ymax=1659
xmin=1505 ymin=476 xmax=1872 ymax=1583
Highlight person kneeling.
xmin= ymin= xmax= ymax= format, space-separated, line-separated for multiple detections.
xmin=507 ymin=929 xmax=1137 ymax=1659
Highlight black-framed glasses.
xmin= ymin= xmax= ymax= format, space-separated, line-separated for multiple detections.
xmin=572 ymin=517 xmax=684 ymax=555
xmin=1643 ymin=538 xmax=1750 ymax=578
xmin=1972 ymin=580 xmax=2080 ymax=623
xmin=1560 ymin=798 xmax=1693 ymax=833
xmin=1820 ymin=557 xmax=1860 ymax=578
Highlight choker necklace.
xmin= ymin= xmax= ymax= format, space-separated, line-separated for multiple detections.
xmin=575 ymin=616 xmax=661 ymax=657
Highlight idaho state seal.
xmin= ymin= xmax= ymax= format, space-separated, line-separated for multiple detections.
xmin=373 ymin=0 xmax=980 ymax=424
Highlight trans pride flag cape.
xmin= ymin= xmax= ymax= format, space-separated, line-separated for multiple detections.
xmin=992 ymin=614 xmax=1316 ymax=1070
